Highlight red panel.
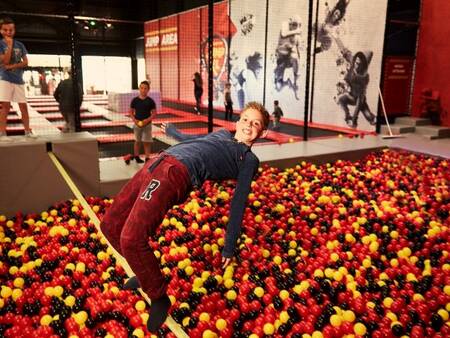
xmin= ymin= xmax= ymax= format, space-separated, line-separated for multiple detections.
xmin=200 ymin=2 xmax=235 ymax=104
xmin=144 ymin=21 xmax=161 ymax=92
xmin=160 ymin=16 xmax=179 ymax=100
xmin=382 ymin=57 xmax=414 ymax=116
xmin=179 ymin=9 xmax=201 ymax=103
xmin=412 ymin=1 xmax=450 ymax=126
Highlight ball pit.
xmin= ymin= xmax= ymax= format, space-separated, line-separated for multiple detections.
xmin=0 ymin=149 xmax=448 ymax=337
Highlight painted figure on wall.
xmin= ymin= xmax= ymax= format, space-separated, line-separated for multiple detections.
xmin=336 ymin=49 xmax=376 ymax=128
xmin=230 ymin=51 xmax=262 ymax=109
xmin=314 ymin=0 xmax=350 ymax=54
xmin=274 ymin=15 xmax=301 ymax=100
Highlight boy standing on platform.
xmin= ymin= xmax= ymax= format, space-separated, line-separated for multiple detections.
xmin=101 ymin=102 xmax=270 ymax=333
xmin=0 ymin=17 xmax=34 ymax=140
xmin=272 ymin=100 xmax=284 ymax=130
xmin=127 ymin=80 xmax=156 ymax=163
xmin=224 ymin=82 xmax=233 ymax=121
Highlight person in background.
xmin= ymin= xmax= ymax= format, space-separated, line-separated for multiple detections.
xmin=272 ymin=100 xmax=284 ymax=130
xmin=53 ymin=70 xmax=83 ymax=133
xmin=0 ymin=17 xmax=35 ymax=140
xmin=192 ymin=72 xmax=203 ymax=114
xmin=224 ymin=82 xmax=233 ymax=121
xmin=127 ymin=80 xmax=156 ymax=164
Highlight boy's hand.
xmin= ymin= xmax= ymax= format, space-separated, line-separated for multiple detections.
xmin=222 ymin=257 xmax=232 ymax=269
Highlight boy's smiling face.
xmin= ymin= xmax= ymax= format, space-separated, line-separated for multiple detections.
xmin=235 ymin=108 xmax=266 ymax=146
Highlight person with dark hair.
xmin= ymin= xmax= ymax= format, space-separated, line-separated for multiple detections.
xmin=272 ymin=100 xmax=284 ymax=130
xmin=274 ymin=15 xmax=301 ymax=100
xmin=100 ymin=102 xmax=270 ymax=333
xmin=224 ymin=82 xmax=233 ymax=121
xmin=0 ymin=17 xmax=35 ymax=140
xmin=127 ymin=80 xmax=156 ymax=163
xmin=192 ymin=72 xmax=203 ymax=114
xmin=315 ymin=0 xmax=349 ymax=54
xmin=337 ymin=50 xmax=376 ymax=128
xmin=53 ymin=71 xmax=83 ymax=133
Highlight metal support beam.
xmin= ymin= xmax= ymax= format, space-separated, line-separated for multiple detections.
xmin=303 ymin=0 xmax=314 ymax=141
xmin=68 ymin=4 xmax=82 ymax=132
xmin=207 ymin=0 xmax=214 ymax=133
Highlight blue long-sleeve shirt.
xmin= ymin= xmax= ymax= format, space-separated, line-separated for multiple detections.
xmin=164 ymin=124 xmax=259 ymax=258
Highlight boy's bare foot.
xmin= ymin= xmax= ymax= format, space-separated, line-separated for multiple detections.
xmin=147 ymin=294 xmax=171 ymax=333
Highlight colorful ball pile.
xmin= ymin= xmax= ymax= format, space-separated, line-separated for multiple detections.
xmin=0 ymin=149 xmax=448 ymax=338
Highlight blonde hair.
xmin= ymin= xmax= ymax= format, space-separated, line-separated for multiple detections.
xmin=242 ymin=101 xmax=270 ymax=129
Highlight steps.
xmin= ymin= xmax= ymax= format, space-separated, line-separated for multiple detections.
xmin=381 ymin=117 xmax=450 ymax=139
xmin=415 ymin=125 xmax=450 ymax=139
xmin=380 ymin=124 xmax=415 ymax=135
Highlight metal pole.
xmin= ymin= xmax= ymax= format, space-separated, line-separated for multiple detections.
xmin=68 ymin=3 xmax=82 ymax=132
xmin=309 ymin=0 xmax=320 ymax=123
xmin=303 ymin=0 xmax=314 ymax=141
xmin=262 ymin=0 xmax=269 ymax=106
xmin=208 ymin=0 xmax=214 ymax=133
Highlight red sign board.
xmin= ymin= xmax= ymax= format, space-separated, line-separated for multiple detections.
xmin=382 ymin=56 xmax=414 ymax=116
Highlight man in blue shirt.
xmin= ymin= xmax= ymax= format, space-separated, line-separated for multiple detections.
xmin=100 ymin=101 xmax=270 ymax=332
xmin=0 ymin=17 xmax=34 ymax=140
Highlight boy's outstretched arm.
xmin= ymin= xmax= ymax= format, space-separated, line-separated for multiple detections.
xmin=162 ymin=122 xmax=204 ymax=142
xmin=222 ymin=156 xmax=259 ymax=263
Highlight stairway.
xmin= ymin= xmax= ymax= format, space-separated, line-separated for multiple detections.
xmin=381 ymin=117 xmax=450 ymax=139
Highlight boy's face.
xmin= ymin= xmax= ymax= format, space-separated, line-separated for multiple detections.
xmin=139 ymin=83 xmax=150 ymax=97
xmin=0 ymin=23 xmax=15 ymax=39
xmin=235 ymin=108 xmax=265 ymax=146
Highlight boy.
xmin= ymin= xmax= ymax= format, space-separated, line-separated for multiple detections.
xmin=0 ymin=17 xmax=34 ymax=140
xmin=100 ymin=102 xmax=270 ymax=332
xmin=224 ymin=82 xmax=233 ymax=121
xmin=272 ymin=100 xmax=284 ymax=130
xmin=127 ymin=80 xmax=156 ymax=163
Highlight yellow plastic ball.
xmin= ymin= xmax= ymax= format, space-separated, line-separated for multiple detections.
xmin=65 ymin=295 xmax=76 ymax=307
xmin=11 ymin=289 xmax=22 ymax=301
xmin=132 ymin=328 xmax=145 ymax=338
xmin=202 ymin=329 xmax=217 ymax=338
xmin=254 ymin=287 xmax=264 ymax=298
xmin=53 ymin=286 xmax=64 ymax=297
xmin=354 ymin=322 xmax=367 ymax=335
xmin=263 ymin=323 xmax=275 ymax=335
xmin=342 ymin=310 xmax=356 ymax=322
xmin=74 ymin=311 xmax=88 ymax=325
xmin=13 ymin=277 xmax=24 ymax=289
xmin=135 ymin=300 xmax=146 ymax=311
xmin=199 ymin=312 xmax=210 ymax=322
xmin=330 ymin=314 xmax=342 ymax=327
xmin=279 ymin=289 xmax=289 ymax=300
xmin=226 ymin=290 xmax=237 ymax=301
xmin=1 ymin=286 xmax=13 ymax=298
xmin=40 ymin=314 xmax=53 ymax=326
xmin=216 ymin=318 xmax=227 ymax=331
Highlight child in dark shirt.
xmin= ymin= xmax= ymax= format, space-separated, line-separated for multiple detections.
xmin=128 ymin=80 xmax=156 ymax=163
xmin=272 ymin=100 xmax=284 ymax=130
xmin=224 ymin=82 xmax=233 ymax=121
xmin=100 ymin=101 xmax=270 ymax=332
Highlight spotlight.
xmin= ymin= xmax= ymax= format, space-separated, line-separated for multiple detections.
xmin=89 ymin=20 xmax=96 ymax=26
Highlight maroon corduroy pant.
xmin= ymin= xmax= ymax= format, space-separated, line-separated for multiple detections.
xmin=100 ymin=154 xmax=191 ymax=299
